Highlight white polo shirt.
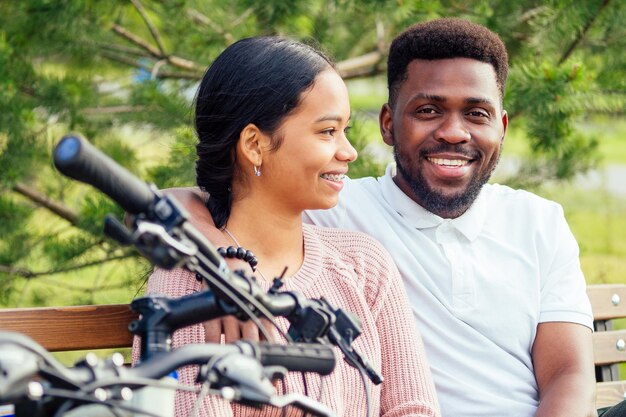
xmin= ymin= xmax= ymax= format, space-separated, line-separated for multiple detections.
xmin=304 ymin=164 xmax=593 ymax=417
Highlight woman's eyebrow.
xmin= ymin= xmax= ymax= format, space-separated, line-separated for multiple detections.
xmin=314 ymin=113 xmax=351 ymax=123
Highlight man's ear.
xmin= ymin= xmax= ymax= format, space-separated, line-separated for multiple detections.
xmin=237 ymin=123 xmax=266 ymax=166
xmin=379 ymin=103 xmax=394 ymax=146
xmin=501 ymin=109 xmax=508 ymax=144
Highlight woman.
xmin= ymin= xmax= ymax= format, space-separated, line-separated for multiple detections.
xmin=139 ymin=36 xmax=440 ymax=417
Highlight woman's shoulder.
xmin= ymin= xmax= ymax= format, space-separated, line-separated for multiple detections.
xmin=304 ymin=223 xmax=387 ymax=253
xmin=303 ymin=224 xmax=396 ymax=274
xmin=302 ymin=224 xmax=403 ymax=312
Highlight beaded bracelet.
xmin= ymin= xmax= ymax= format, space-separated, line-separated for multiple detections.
xmin=217 ymin=246 xmax=258 ymax=271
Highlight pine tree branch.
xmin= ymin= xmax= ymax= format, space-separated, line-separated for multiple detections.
xmin=0 ymin=253 xmax=136 ymax=279
xmin=99 ymin=50 xmax=202 ymax=79
xmin=231 ymin=7 xmax=254 ymax=28
xmin=336 ymin=51 xmax=385 ymax=79
xmin=558 ymin=0 xmax=611 ymax=65
xmin=100 ymin=50 xmax=149 ymax=68
xmin=82 ymin=105 xmax=151 ymax=115
xmin=12 ymin=182 xmax=79 ymax=226
xmin=110 ymin=24 xmax=202 ymax=72
xmin=186 ymin=8 xmax=234 ymax=44
xmin=334 ymin=20 xmax=386 ymax=80
xmin=111 ymin=23 xmax=162 ymax=58
xmin=0 ymin=265 xmax=32 ymax=277
xmin=185 ymin=6 xmax=253 ymax=45
xmin=518 ymin=6 xmax=550 ymax=23
xmin=375 ymin=18 xmax=386 ymax=54
xmin=105 ymin=22 xmax=385 ymax=82
xmin=97 ymin=41 xmax=147 ymax=58
xmin=157 ymin=70 xmax=202 ymax=80
xmin=166 ymin=55 xmax=201 ymax=71
xmin=130 ymin=0 xmax=167 ymax=55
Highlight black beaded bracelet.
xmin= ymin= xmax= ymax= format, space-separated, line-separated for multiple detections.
xmin=217 ymin=246 xmax=258 ymax=271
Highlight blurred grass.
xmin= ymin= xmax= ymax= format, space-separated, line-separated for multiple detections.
xmin=538 ymin=186 xmax=626 ymax=284
xmin=577 ymin=116 xmax=626 ymax=165
xmin=347 ymin=75 xmax=387 ymax=111
xmin=503 ymin=115 xmax=626 ymax=166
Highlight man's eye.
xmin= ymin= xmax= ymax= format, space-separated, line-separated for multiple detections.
xmin=417 ymin=108 xmax=437 ymax=114
xmin=467 ymin=110 xmax=489 ymax=118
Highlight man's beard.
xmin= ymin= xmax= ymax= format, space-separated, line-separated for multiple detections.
xmin=393 ymin=144 xmax=501 ymax=218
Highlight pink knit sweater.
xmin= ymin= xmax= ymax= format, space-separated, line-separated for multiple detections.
xmin=133 ymin=224 xmax=440 ymax=417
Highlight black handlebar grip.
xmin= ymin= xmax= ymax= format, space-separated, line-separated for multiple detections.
xmin=259 ymin=343 xmax=336 ymax=376
xmin=53 ymin=134 xmax=156 ymax=214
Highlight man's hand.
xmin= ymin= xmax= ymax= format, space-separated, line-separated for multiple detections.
xmin=203 ymin=316 xmax=275 ymax=343
xmin=200 ymin=279 xmax=275 ymax=343
xmin=164 ymin=187 xmax=215 ymax=235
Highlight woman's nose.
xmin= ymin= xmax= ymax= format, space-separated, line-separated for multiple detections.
xmin=337 ymin=134 xmax=358 ymax=162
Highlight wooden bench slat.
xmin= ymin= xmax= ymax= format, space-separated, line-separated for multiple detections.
xmin=587 ymin=284 xmax=626 ymax=321
xmin=593 ymin=329 xmax=626 ymax=366
xmin=596 ymin=381 xmax=626 ymax=409
xmin=0 ymin=304 xmax=138 ymax=352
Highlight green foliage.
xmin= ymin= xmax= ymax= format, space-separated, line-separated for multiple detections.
xmin=127 ymin=81 xmax=192 ymax=129
xmin=42 ymin=233 xmax=100 ymax=265
xmin=0 ymin=197 xmax=33 ymax=265
xmin=536 ymin=186 xmax=626 ymax=284
xmin=505 ymin=62 xmax=602 ymax=187
xmin=345 ymin=116 xmax=387 ymax=180
xmin=0 ymin=0 xmax=623 ymax=306
xmin=77 ymin=194 xmax=124 ymax=236
xmin=148 ymin=128 xmax=197 ymax=188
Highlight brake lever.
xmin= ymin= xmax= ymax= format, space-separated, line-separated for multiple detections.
xmin=133 ymin=220 xmax=198 ymax=268
xmin=204 ymin=353 xmax=337 ymax=417
xmin=103 ymin=193 xmax=200 ymax=270
xmin=104 ymin=217 xmax=198 ymax=270
xmin=327 ymin=319 xmax=383 ymax=385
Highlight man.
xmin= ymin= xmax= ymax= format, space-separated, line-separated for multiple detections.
xmin=170 ymin=18 xmax=605 ymax=417
xmin=303 ymin=18 xmax=596 ymax=417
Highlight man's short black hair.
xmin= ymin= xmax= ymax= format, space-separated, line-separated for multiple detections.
xmin=387 ymin=18 xmax=509 ymax=105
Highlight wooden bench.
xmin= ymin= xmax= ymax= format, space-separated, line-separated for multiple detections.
xmin=0 ymin=286 xmax=624 ymax=408
xmin=588 ymin=284 xmax=626 ymax=408
xmin=0 ymin=304 xmax=137 ymax=352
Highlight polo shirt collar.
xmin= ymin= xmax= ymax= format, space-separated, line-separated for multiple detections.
xmin=379 ymin=163 xmax=488 ymax=242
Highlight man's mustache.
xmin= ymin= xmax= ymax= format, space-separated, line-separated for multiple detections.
xmin=418 ymin=144 xmax=480 ymax=160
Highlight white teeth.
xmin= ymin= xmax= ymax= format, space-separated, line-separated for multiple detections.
xmin=428 ymin=157 xmax=468 ymax=167
xmin=320 ymin=173 xmax=344 ymax=182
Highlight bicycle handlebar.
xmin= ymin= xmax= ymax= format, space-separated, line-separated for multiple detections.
xmin=128 ymin=342 xmax=336 ymax=381
xmin=0 ymin=331 xmax=336 ymax=415
xmin=54 ymin=134 xmax=156 ymax=215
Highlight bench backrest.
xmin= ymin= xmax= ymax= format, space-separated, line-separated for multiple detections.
xmin=588 ymin=284 xmax=626 ymax=408
xmin=0 ymin=304 xmax=137 ymax=352
xmin=0 ymin=286 xmax=625 ymax=407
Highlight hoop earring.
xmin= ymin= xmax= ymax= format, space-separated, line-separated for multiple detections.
xmin=254 ymin=164 xmax=261 ymax=177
